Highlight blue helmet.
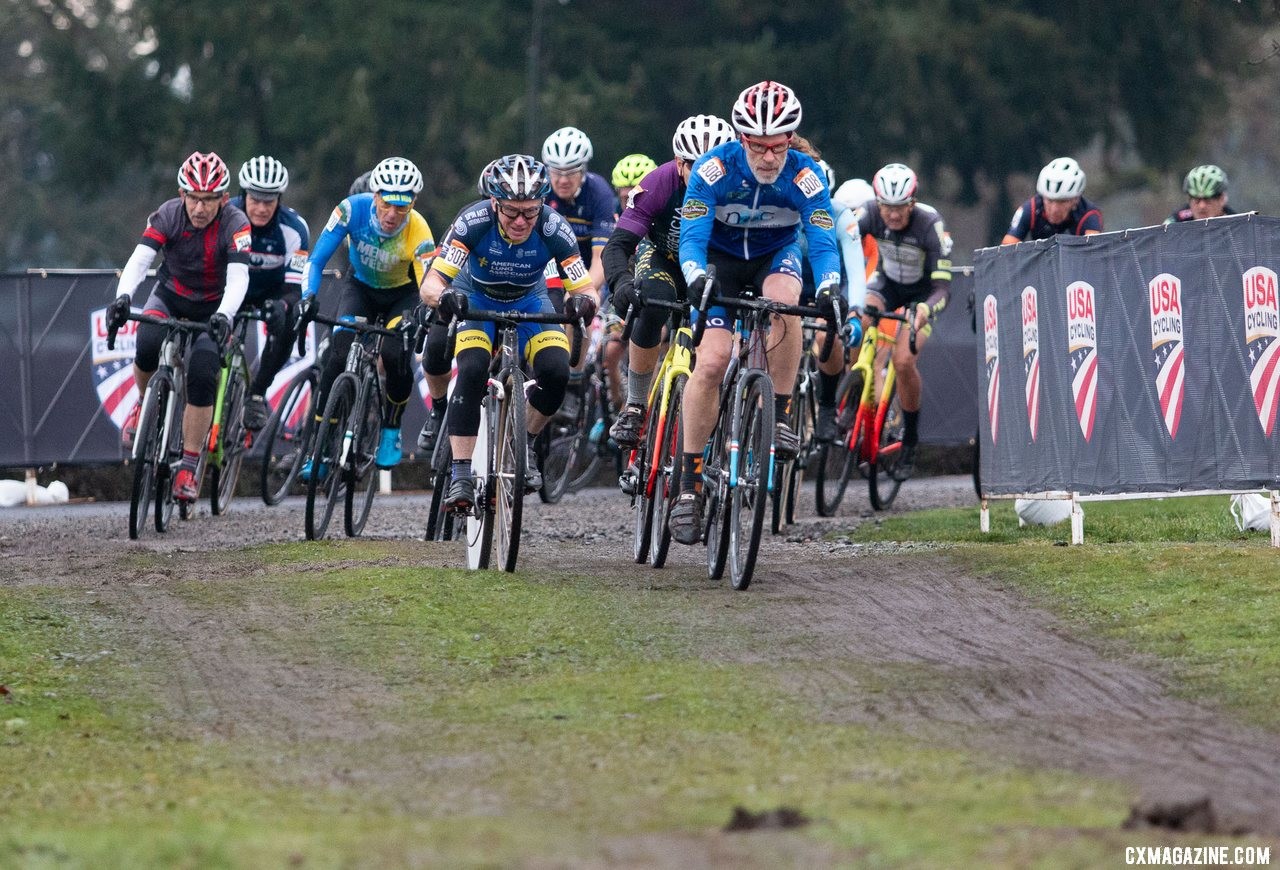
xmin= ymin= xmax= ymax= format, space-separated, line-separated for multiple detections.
xmin=484 ymin=154 xmax=551 ymax=200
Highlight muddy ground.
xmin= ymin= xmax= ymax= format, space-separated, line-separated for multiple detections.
xmin=2 ymin=475 xmax=1278 ymax=838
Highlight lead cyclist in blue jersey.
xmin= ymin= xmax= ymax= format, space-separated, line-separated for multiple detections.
xmin=296 ymin=156 xmax=436 ymax=474
xmin=419 ymin=154 xmax=599 ymax=511
xmin=670 ymin=80 xmax=842 ymax=544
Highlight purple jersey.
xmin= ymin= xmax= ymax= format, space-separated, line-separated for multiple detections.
xmin=615 ymin=160 xmax=684 ymax=258
xmin=140 ymin=198 xmax=252 ymax=304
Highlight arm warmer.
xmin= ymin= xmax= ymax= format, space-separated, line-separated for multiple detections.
xmin=116 ymin=245 xmax=157 ymax=299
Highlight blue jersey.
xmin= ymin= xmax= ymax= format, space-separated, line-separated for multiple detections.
xmin=546 ymin=171 xmax=617 ymax=267
xmin=429 ymin=201 xmax=592 ymax=302
xmin=228 ymin=196 xmax=310 ymax=302
xmin=679 ymin=141 xmax=840 ymax=289
xmin=303 ymin=193 xmax=435 ymax=297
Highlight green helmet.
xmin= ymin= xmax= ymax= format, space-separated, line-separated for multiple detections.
xmin=1183 ymin=164 xmax=1227 ymax=198
xmin=611 ymin=153 xmax=657 ymax=188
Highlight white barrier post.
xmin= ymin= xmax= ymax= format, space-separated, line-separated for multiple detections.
xmin=1070 ymin=492 xmax=1084 ymax=545
xmin=980 ymin=498 xmax=990 ymax=533
xmin=1271 ymin=490 xmax=1279 ymax=549
xmin=379 ymin=469 xmax=392 ymax=495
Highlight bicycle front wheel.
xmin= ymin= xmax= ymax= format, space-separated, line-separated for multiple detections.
xmin=728 ymin=372 xmax=774 ymax=591
xmin=259 ymin=367 xmax=315 ymax=505
xmin=869 ymin=380 xmax=904 ymax=511
xmin=631 ymin=402 xmax=657 ymax=565
xmin=814 ymin=367 xmax=864 ymax=517
xmin=305 ymin=375 xmax=355 ymax=540
xmin=649 ymin=372 xmax=686 ymax=569
xmin=211 ymin=363 xmax=248 ymax=516
xmin=129 ymin=376 xmax=169 ymax=540
xmin=344 ymin=379 xmax=381 ymax=537
xmin=494 ymin=369 xmax=527 ymax=572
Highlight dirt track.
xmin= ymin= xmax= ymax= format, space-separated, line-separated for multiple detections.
xmin=3 ymin=475 xmax=1279 ymax=836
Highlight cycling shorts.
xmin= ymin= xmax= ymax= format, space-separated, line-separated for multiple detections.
xmin=693 ymin=243 xmax=802 ymax=331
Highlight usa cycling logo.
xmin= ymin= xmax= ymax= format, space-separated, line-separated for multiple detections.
xmin=982 ymin=294 xmax=999 ymax=444
xmin=1242 ymin=265 xmax=1280 ymax=436
xmin=1020 ymin=286 xmax=1040 ymax=441
xmin=89 ymin=306 xmax=139 ymax=433
xmin=1149 ymin=273 xmax=1185 ymax=439
xmin=1066 ymin=280 xmax=1099 ymax=442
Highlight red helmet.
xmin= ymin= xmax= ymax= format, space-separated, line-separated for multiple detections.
xmin=177 ymin=151 xmax=230 ymax=193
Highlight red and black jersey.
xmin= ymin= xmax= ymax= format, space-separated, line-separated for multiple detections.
xmin=139 ymin=198 xmax=251 ymax=304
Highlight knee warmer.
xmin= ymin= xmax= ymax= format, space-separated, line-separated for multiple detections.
xmin=422 ymin=319 xmax=453 ymax=377
xmin=529 ymin=346 xmax=570 ymax=418
xmin=447 ymin=346 xmax=489 ymax=437
xmin=187 ymin=346 xmax=221 ymax=406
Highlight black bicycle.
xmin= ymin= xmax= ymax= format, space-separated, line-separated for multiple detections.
xmin=257 ymin=335 xmax=328 ymax=506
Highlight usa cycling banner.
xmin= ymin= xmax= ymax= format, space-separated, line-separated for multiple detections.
xmin=975 ymin=213 xmax=1280 ymax=495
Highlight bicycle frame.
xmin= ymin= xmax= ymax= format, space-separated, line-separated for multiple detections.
xmin=842 ymin=308 xmax=915 ymax=468
xmin=629 ymin=300 xmax=695 ymax=501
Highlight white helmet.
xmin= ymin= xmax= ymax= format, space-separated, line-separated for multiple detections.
xmin=541 ymin=126 xmax=593 ymax=170
xmin=872 ymin=163 xmax=918 ymax=205
xmin=817 ymin=159 xmax=835 ymax=191
xmin=833 ymin=178 xmax=874 ymax=212
xmin=731 ymin=80 xmax=803 ymax=136
xmin=370 ymin=157 xmax=423 ymax=204
xmin=238 ymin=155 xmax=289 ymax=195
xmin=672 ymin=114 xmax=736 ymax=161
xmin=1037 ymin=157 xmax=1085 ymax=199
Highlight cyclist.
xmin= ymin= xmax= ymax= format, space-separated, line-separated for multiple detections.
xmin=542 ymin=126 xmax=617 ymax=415
xmin=297 ymin=156 xmax=436 ymax=474
xmin=229 ymin=155 xmax=311 ymax=430
xmin=671 ymin=80 xmax=842 ymax=544
xmin=1000 ymin=156 xmax=1102 ymax=244
xmin=1165 ymin=164 xmax=1233 ymax=223
xmin=419 ymin=154 xmax=599 ymax=510
xmin=611 ymin=153 xmax=658 ymax=210
xmin=603 ymin=114 xmax=737 ymax=449
xmin=106 ymin=151 xmax=252 ymax=502
xmin=854 ymin=162 xmax=953 ymax=480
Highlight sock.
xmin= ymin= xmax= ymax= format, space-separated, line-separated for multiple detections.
xmin=451 ymin=459 xmax=473 ymax=481
xmin=180 ymin=449 xmax=200 ymax=473
xmin=903 ymin=410 xmax=920 ymax=446
xmin=626 ymin=369 xmax=654 ymax=408
xmin=774 ymin=393 xmax=791 ymax=427
xmin=819 ymin=370 xmax=840 ymax=405
xmin=680 ymin=451 xmax=703 ymax=494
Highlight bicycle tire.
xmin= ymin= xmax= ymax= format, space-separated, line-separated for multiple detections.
xmin=259 ymin=367 xmax=315 ymax=506
xmin=305 ymin=374 xmax=355 ymax=540
xmin=787 ymin=374 xmax=817 ymax=526
xmin=566 ymin=376 xmax=605 ymax=492
xmin=728 ymin=372 xmax=774 ymax=590
xmin=537 ymin=425 xmax=570 ymax=504
xmin=211 ymin=362 xmax=248 ymax=516
xmin=814 ymin=367 xmax=864 ymax=517
xmin=344 ymin=377 xmax=381 ymax=537
xmin=631 ymin=401 xmax=657 ymax=565
xmin=425 ymin=448 xmax=456 ymax=541
xmin=648 ymin=372 xmax=686 ymax=570
xmin=465 ymin=399 xmax=494 ymax=569
xmin=129 ymin=377 xmax=168 ymax=540
xmin=495 ymin=369 xmax=527 ymax=572
xmin=157 ymin=381 xmax=184 ymax=532
xmin=869 ymin=379 xmax=905 ymax=511
xmin=705 ymin=396 xmax=734 ymax=583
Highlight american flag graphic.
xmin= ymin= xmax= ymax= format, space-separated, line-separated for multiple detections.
xmin=1153 ymin=339 xmax=1185 ymax=439
xmin=1066 ymin=281 xmax=1098 ymax=443
xmin=89 ymin=307 xmax=140 ymax=432
xmin=1243 ymin=266 xmax=1280 ymax=436
xmin=1021 ymin=286 xmax=1040 ymax=442
xmin=983 ymin=294 xmax=1000 ymax=445
xmin=1149 ymin=273 xmax=1185 ymax=440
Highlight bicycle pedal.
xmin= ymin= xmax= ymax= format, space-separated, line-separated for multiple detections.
xmin=618 ymin=467 xmax=638 ymax=496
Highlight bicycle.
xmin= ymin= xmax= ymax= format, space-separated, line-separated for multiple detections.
xmin=538 ymin=318 xmax=611 ymax=502
xmin=617 ymin=297 xmax=693 ymax=569
xmin=108 ymin=311 xmax=209 ymax=539
xmin=692 ymin=275 xmax=836 ymax=590
xmin=814 ymin=306 xmax=919 ymax=515
xmin=257 ymin=334 xmax=328 ymax=506
xmin=770 ymin=316 xmax=824 ymax=534
xmin=424 ymin=381 xmax=457 ymax=543
xmin=301 ymin=310 xmax=414 ymax=540
xmin=205 ymin=307 xmax=273 ymax=516
xmin=441 ymin=307 xmax=584 ymax=572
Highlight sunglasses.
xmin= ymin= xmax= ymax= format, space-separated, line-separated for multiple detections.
xmin=496 ymin=202 xmax=542 ymax=221
xmin=742 ymin=136 xmax=792 ymax=156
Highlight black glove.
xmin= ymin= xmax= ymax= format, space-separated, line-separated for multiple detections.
xmin=106 ymin=296 xmax=131 ymax=349
xmin=207 ymin=313 xmax=232 ymax=350
xmin=687 ymin=274 xmax=712 ymax=310
xmin=566 ymin=292 xmax=597 ymax=324
xmin=261 ymin=298 xmax=286 ymax=328
xmin=437 ymin=289 xmax=469 ymax=322
xmin=611 ymin=275 xmax=641 ymax=318
xmin=293 ymin=294 xmax=317 ymax=356
xmin=815 ymin=284 xmax=846 ymax=325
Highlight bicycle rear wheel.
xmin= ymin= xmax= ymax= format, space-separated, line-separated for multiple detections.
xmin=259 ymin=368 xmax=315 ymax=505
xmin=495 ymin=370 xmax=527 ymax=572
xmin=425 ymin=407 xmax=455 ymax=542
xmin=814 ymin=367 xmax=864 ymax=517
xmin=537 ymin=425 xmax=571 ymax=504
xmin=129 ymin=377 xmax=169 ymax=540
xmin=345 ymin=380 xmax=381 ymax=537
xmin=211 ymin=363 xmax=248 ymax=516
xmin=648 ymin=372 xmax=686 ymax=569
xmin=728 ymin=373 xmax=774 ymax=591
xmin=157 ymin=383 xmax=183 ymax=532
xmin=566 ymin=376 xmax=605 ymax=492
xmin=305 ymin=375 xmax=354 ymax=540
xmin=465 ymin=400 xmax=494 ymax=569
xmin=631 ymin=404 xmax=656 ymax=565
xmin=705 ymin=404 xmax=734 ymax=583
xmin=869 ymin=380 xmax=905 ymax=510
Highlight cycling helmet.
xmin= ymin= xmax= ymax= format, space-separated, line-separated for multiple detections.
xmin=672 ymin=114 xmax=736 ymax=161
xmin=541 ymin=126 xmax=593 ymax=170
xmin=833 ymin=178 xmax=874 ymax=212
xmin=817 ymin=159 xmax=835 ymax=191
xmin=1183 ymin=164 xmax=1228 ymax=198
xmin=1036 ymin=157 xmax=1086 ymax=199
xmin=872 ymin=163 xmax=918 ymax=205
xmin=476 ymin=158 xmax=499 ymax=197
xmin=370 ymin=156 xmax=423 ymax=206
xmin=731 ymin=81 xmax=803 ymax=136
xmin=349 ymin=169 xmax=373 ymax=196
xmin=238 ymin=155 xmax=288 ymax=195
xmin=485 ymin=154 xmax=552 ymax=200
xmin=177 ymin=151 xmax=230 ymax=193
xmin=611 ymin=154 xmax=657 ymax=188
